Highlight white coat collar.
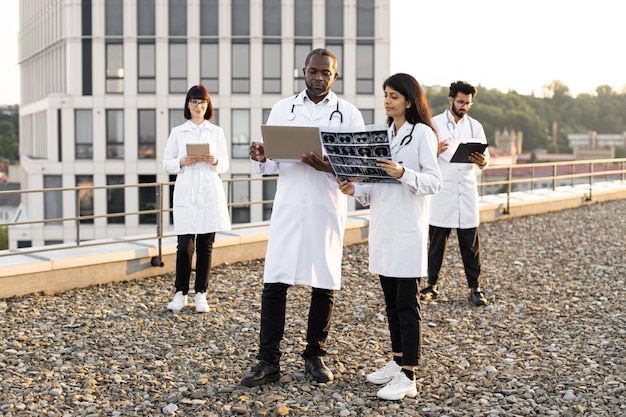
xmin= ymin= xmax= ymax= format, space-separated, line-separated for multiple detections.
xmin=181 ymin=120 xmax=211 ymax=132
xmin=295 ymin=89 xmax=338 ymax=107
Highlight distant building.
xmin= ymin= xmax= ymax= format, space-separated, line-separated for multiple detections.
xmin=16 ymin=0 xmax=390 ymax=249
xmin=567 ymin=131 xmax=626 ymax=159
xmin=492 ymin=128 xmax=523 ymax=165
xmin=0 ymin=183 xmax=26 ymax=225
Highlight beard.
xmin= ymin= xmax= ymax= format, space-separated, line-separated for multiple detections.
xmin=305 ymin=80 xmax=330 ymax=99
xmin=450 ymin=103 xmax=466 ymax=119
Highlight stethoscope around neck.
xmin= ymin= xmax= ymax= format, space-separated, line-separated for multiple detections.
xmin=390 ymin=123 xmax=416 ymax=154
xmin=446 ymin=108 xmax=474 ymax=138
xmin=287 ymin=93 xmax=343 ymax=123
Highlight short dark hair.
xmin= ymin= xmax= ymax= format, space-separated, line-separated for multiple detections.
xmin=304 ymin=48 xmax=338 ymax=72
xmin=449 ymin=81 xmax=477 ymax=98
xmin=184 ymin=85 xmax=214 ymax=120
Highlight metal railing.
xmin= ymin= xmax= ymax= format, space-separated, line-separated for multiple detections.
xmin=1 ymin=158 xmax=625 ymax=262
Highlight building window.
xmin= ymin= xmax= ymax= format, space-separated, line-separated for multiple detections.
xmin=263 ymin=43 xmax=281 ymax=94
xmin=138 ymin=109 xmax=156 ymax=159
xmin=294 ymin=43 xmax=312 ymax=93
xmin=169 ymin=42 xmax=187 ymax=93
xmin=44 ymin=175 xmax=62 ymax=226
xmin=137 ymin=0 xmax=155 ymax=36
xmin=232 ymin=0 xmax=250 ymax=36
xmin=231 ymin=109 xmax=250 ymax=159
xmin=201 ymin=42 xmax=219 ymax=93
xmin=169 ymin=109 xmax=184 ymax=133
xmin=327 ymin=43 xmax=343 ymax=94
xmin=231 ymin=174 xmax=250 ymax=224
xmin=75 ymin=110 xmax=93 ymax=159
xmin=168 ymin=0 xmax=187 ymax=36
xmin=76 ymin=175 xmax=94 ymax=224
xmin=356 ymin=0 xmax=375 ymax=38
xmin=232 ymin=43 xmax=250 ymax=93
xmin=138 ymin=43 xmax=156 ymax=93
xmin=294 ymin=0 xmax=312 ymax=37
xmin=105 ymin=0 xmax=123 ymax=36
xmin=262 ymin=176 xmax=277 ymax=221
xmin=139 ymin=175 xmax=157 ymax=224
xmin=360 ymin=109 xmax=375 ymax=125
xmin=356 ymin=43 xmax=374 ymax=94
xmin=106 ymin=42 xmax=124 ymax=93
xmin=107 ymin=175 xmax=125 ymax=224
xmin=263 ymin=0 xmax=281 ymax=36
xmin=326 ymin=0 xmax=344 ymax=38
xmin=106 ymin=110 xmax=124 ymax=159
xmin=262 ymin=108 xmax=271 ymax=124
xmin=200 ymin=0 xmax=219 ymax=36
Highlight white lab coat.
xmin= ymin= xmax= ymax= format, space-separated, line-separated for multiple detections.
xmin=163 ymin=120 xmax=231 ymax=235
xmin=429 ymin=109 xmax=489 ymax=229
xmin=256 ymin=90 xmax=365 ymax=290
xmin=353 ymin=122 xmax=441 ymax=278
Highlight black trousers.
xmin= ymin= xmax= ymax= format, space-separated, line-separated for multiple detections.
xmin=258 ymin=282 xmax=335 ymax=365
xmin=174 ymin=233 xmax=216 ymax=295
xmin=428 ymin=225 xmax=481 ymax=289
xmin=379 ymin=276 xmax=422 ymax=367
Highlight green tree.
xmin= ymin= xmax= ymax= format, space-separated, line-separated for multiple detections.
xmin=0 ymin=105 xmax=19 ymax=162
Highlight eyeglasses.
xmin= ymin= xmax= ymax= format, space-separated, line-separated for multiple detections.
xmin=453 ymin=98 xmax=473 ymax=107
xmin=189 ymin=99 xmax=208 ymax=107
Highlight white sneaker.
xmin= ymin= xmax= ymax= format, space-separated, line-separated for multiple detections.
xmin=167 ymin=291 xmax=187 ymax=311
xmin=367 ymin=360 xmax=402 ymax=384
xmin=376 ymin=371 xmax=418 ymax=400
xmin=195 ymin=292 xmax=210 ymax=313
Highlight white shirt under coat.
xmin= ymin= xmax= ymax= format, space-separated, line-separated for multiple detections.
xmin=352 ymin=122 xmax=441 ymax=278
xmin=256 ymin=90 xmax=365 ymax=290
xmin=429 ymin=109 xmax=490 ymax=229
xmin=163 ymin=120 xmax=232 ymax=235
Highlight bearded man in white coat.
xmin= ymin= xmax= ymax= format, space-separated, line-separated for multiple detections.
xmin=241 ymin=48 xmax=365 ymax=387
xmin=421 ymin=81 xmax=490 ymax=306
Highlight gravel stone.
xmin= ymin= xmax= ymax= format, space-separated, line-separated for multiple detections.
xmin=1 ymin=200 xmax=625 ymax=416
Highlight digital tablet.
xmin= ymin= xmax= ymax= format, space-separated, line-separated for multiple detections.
xmin=186 ymin=143 xmax=210 ymax=156
xmin=450 ymin=142 xmax=488 ymax=163
xmin=261 ymin=125 xmax=323 ymax=162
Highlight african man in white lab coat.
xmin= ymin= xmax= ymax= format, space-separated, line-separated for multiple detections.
xmin=421 ymin=81 xmax=490 ymax=306
xmin=241 ymin=48 xmax=365 ymax=387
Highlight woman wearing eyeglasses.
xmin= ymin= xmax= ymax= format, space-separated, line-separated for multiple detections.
xmin=338 ymin=73 xmax=441 ymax=400
xmin=162 ymin=85 xmax=231 ymax=313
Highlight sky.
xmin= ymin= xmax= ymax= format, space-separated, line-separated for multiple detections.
xmin=0 ymin=0 xmax=623 ymax=105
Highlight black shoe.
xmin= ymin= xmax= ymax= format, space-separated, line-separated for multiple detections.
xmin=305 ymin=356 xmax=334 ymax=383
xmin=241 ymin=360 xmax=280 ymax=387
xmin=420 ymin=285 xmax=440 ymax=301
xmin=469 ymin=288 xmax=488 ymax=306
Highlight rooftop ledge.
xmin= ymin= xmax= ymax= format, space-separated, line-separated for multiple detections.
xmin=1 ymin=181 xmax=626 ymax=298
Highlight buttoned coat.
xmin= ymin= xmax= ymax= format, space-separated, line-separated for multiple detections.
xmin=163 ymin=120 xmax=231 ymax=235
xmin=256 ymin=90 xmax=364 ymax=290
xmin=353 ymin=122 xmax=441 ymax=278
xmin=430 ymin=110 xmax=490 ymax=229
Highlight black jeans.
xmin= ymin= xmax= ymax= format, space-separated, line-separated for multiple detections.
xmin=379 ymin=276 xmax=422 ymax=367
xmin=174 ymin=233 xmax=216 ymax=295
xmin=428 ymin=225 xmax=481 ymax=289
xmin=258 ymin=282 xmax=335 ymax=365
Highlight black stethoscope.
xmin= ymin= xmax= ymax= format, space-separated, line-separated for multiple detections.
xmin=390 ymin=123 xmax=416 ymax=154
xmin=287 ymin=93 xmax=343 ymax=123
xmin=446 ymin=109 xmax=474 ymax=138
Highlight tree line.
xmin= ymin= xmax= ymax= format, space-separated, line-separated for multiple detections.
xmin=1 ymin=81 xmax=625 ymax=163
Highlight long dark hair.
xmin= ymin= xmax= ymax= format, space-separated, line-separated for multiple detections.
xmin=183 ymin=85 xmax=214 ymax=120
xmin=383 ymin=73 xmax=437 ymax=137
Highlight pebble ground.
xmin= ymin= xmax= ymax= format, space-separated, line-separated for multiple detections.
xmin=1 ymin=200 xmax=625 ymax=416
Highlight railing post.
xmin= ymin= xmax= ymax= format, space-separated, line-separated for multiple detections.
xmin=75 ymin=189 xmax=81 ymax=245
xmin=587 ymin=162 xmax=593 ymax=201
xmin=503 ymin=166 xmax=512 ymax=215
xmin=151 ymin=183 xmax=165 ymax=267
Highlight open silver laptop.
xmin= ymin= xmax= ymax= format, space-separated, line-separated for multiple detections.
xmin=261 ymin=125 xmax=323 ymax=162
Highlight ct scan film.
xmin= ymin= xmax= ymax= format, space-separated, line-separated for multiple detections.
xmin=320 ymin=125 xmax=398 ymax=183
